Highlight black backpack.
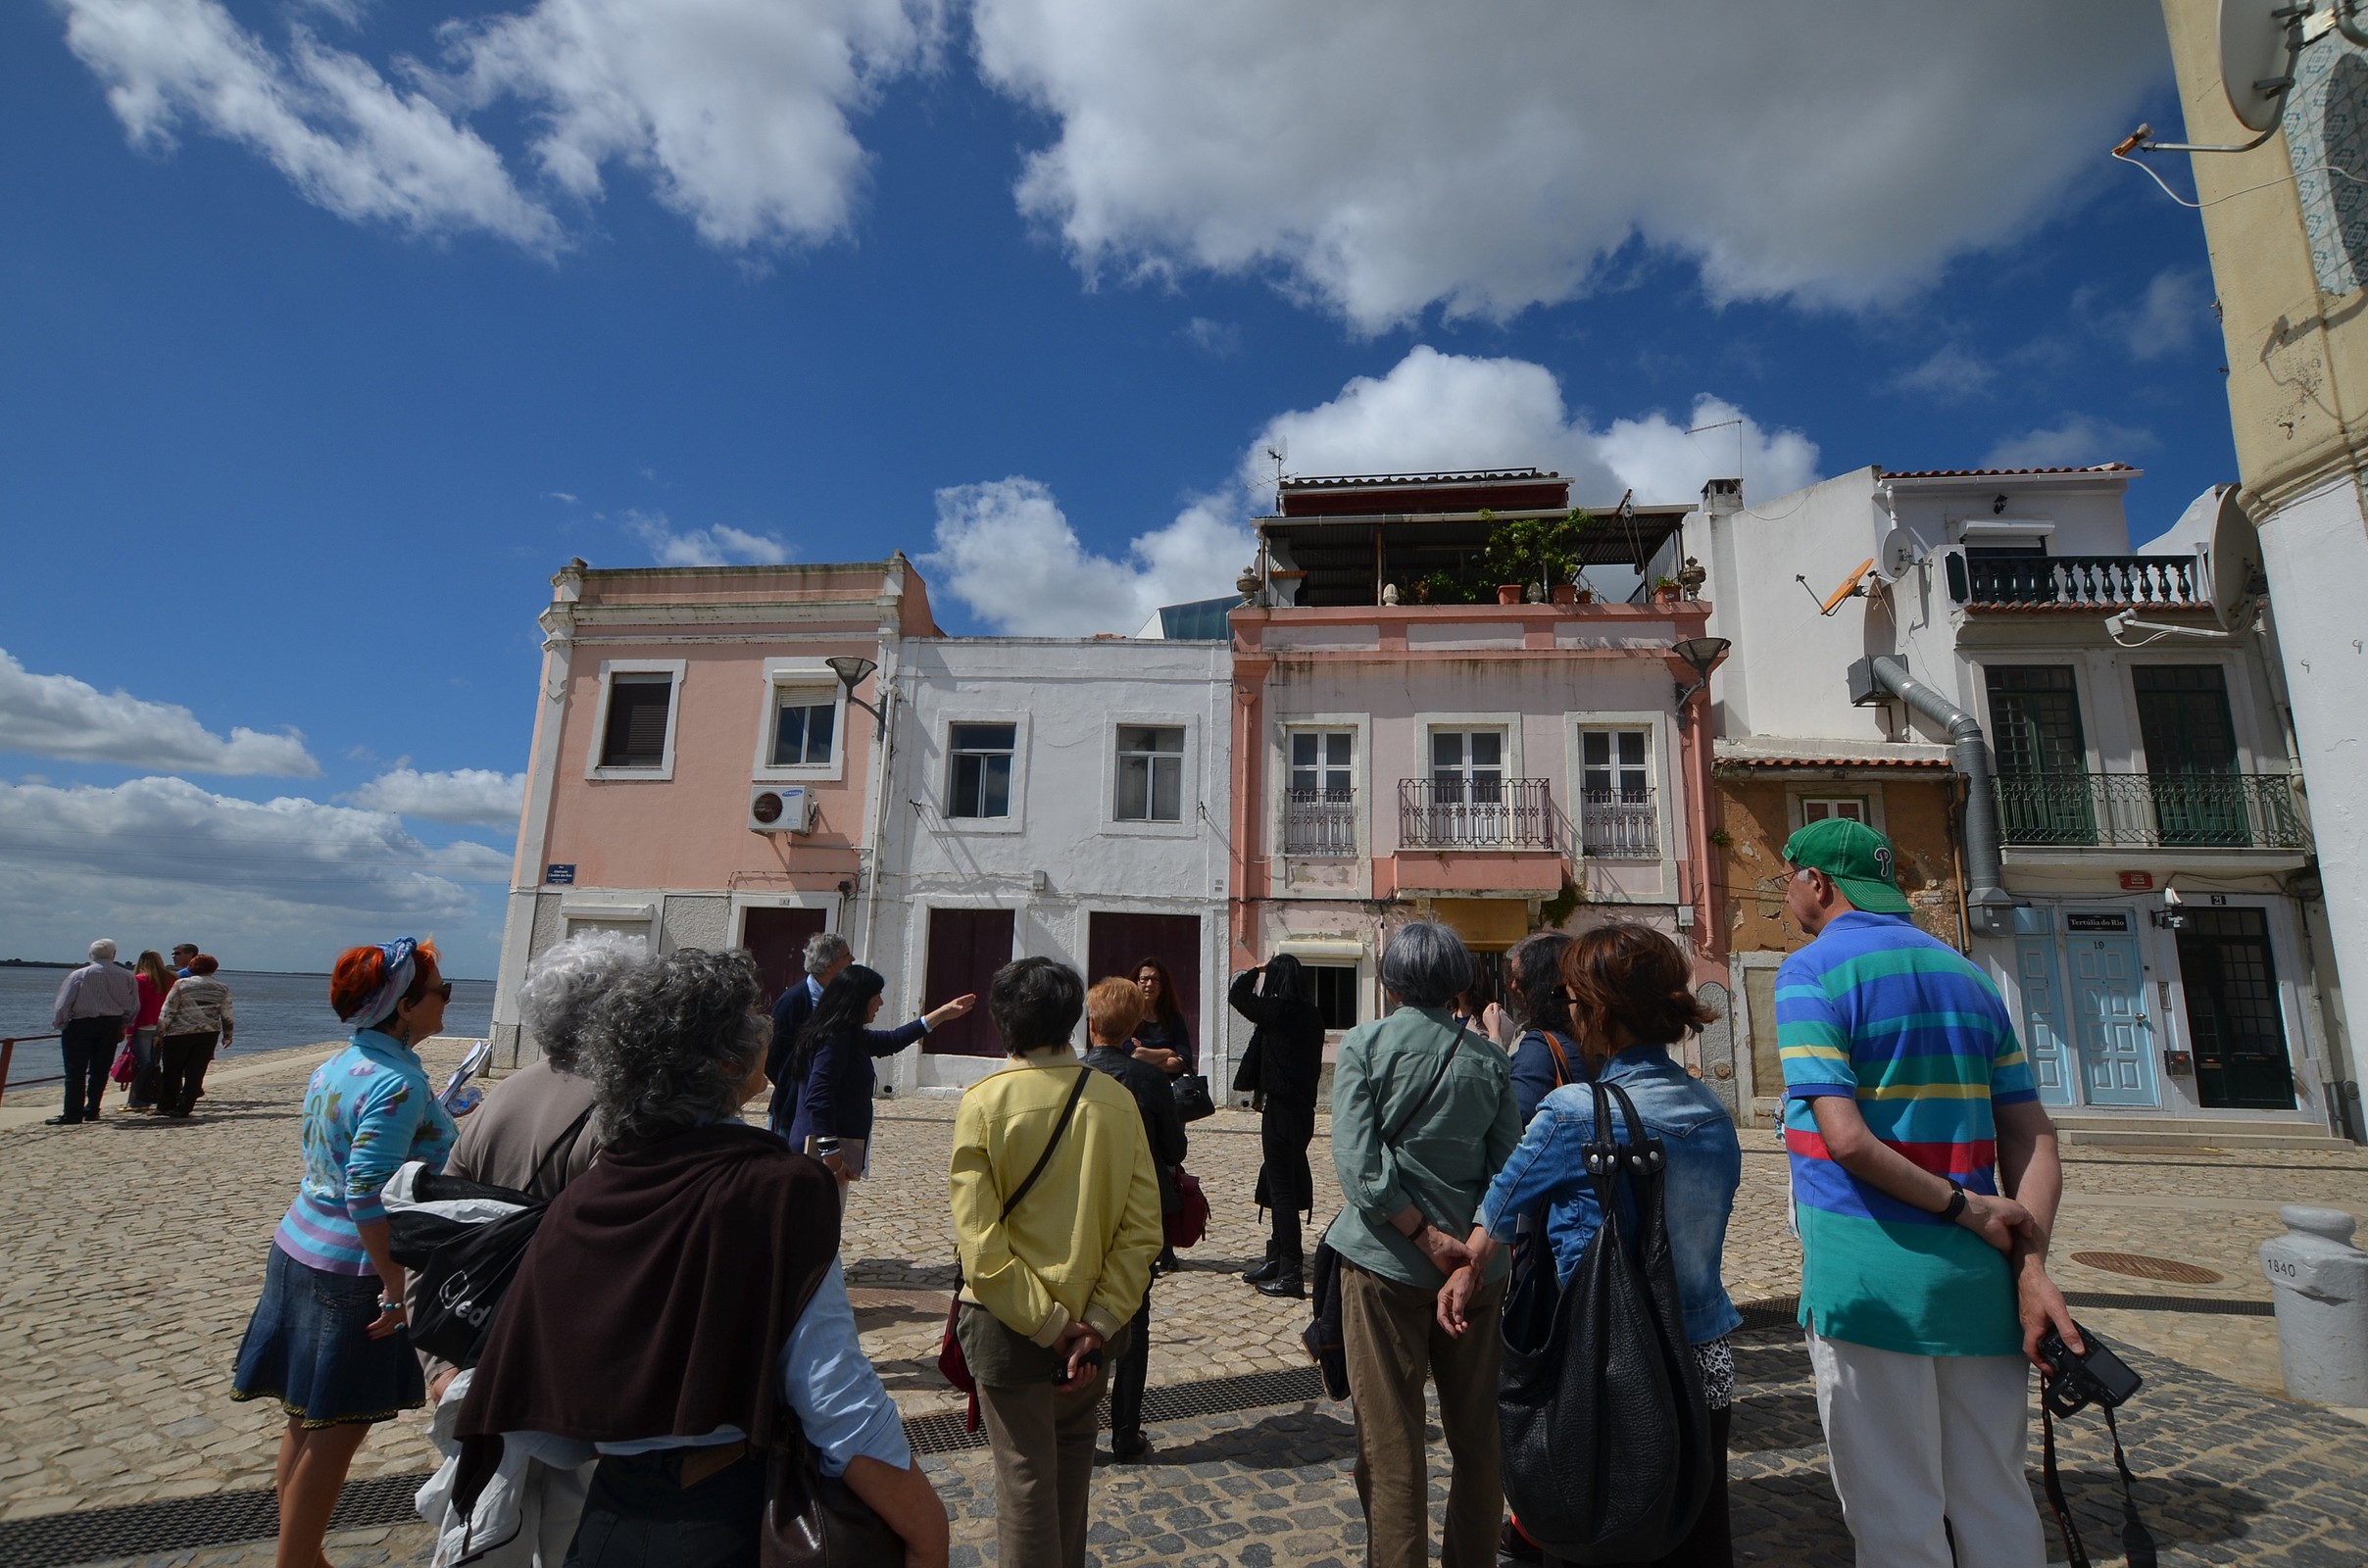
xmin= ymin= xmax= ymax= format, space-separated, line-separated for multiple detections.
xmin=1497 ymin=1077 xmax=1712 ymax=1563
xmin=384 ymin=1165 xmax=549 ymax=1370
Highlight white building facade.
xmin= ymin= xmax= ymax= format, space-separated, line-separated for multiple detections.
xmin=1691 ymin=465 xmax=2354 ymax=1145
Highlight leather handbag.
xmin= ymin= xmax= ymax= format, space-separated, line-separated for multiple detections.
xmin=1163 ymin=1166 xmax=1209 ymax=1248
xmin=1171 ymin=1073 xmax=1217 ymax=1123
xmin=762 ymin=1407 xmax=903 ymax=1568
xmin=937 ymin=1067 xmax=1093 ymax=1430
xmin=1497 ymin=1077 xmax=1712 ymax=1564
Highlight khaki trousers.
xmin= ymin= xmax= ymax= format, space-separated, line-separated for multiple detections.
xmin=1340 ymin=1258 xmax=1505 ymax=1568
xmin=963 ymin=1309 xmax=1118 ymax=1568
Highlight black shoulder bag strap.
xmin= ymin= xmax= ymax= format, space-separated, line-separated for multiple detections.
xmin=530 ymin=1104 xmax=597 ymax=1198
xmin=1003 ymin=1066 xmax=1094 ymax=1221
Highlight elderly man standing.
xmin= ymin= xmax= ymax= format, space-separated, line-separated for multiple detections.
xmin=767 ymin=931 xmax=852 ymax=1133
xmin=1329 ymin=920 xmax=1518 ymax=1568
xmin=50 ymin=939 xmax=140 ymax=1126
xmin=1777 ymin=818 xmax=2078 ymax=1568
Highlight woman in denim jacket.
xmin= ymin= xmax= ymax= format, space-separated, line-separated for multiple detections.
xmin=1438 ymin=922 xmax=1742 ymax=1568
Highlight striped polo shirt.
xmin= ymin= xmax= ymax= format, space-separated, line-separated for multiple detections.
xmin=273 ymin=1031 xmax=457 ymax=1275
xmin=1777 ymin=912 xmax=2037 ymax=1356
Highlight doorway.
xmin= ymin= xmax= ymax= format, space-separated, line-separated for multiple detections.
xmin=923 ymin=907 xmax=1014 ymax=1057
xmin=2011 ymin=936 xmax=2076 ymax=1108
xmin=2176 ymin=907 xmax=2295 ymax=1109
xmin=2065 ymin=913 xmax=2156 ymax=1107
xmin=1086 ymin=911 xmax=1203 ymax=1063
xmin=741 ymin=906 xmax=826 ymax=1008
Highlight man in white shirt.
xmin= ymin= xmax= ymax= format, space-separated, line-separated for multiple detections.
xmin=50 ymin=939 xmax=141 ymax=1125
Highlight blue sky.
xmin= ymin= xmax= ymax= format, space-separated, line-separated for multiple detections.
xmin=0 ymin=0 xmax=2237 ymax=976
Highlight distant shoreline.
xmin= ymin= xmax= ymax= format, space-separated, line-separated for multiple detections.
xmin=0 ymin=959 xmax=491 ymax=983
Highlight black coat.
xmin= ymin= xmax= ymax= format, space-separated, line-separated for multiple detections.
xmin=1228 ymin=969 xmax=1324 ymax=1109
xmin=1084 ymin=1045 xmax=1188 ymax=1211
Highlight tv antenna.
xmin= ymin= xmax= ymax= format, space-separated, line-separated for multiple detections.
xmin=1687 ymin=416 xmax=1746 ymax=478
xmin=1251 ymin=436 xmax=1290 ymax=505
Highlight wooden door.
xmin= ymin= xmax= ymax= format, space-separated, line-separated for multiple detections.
xmin=1086 ymin=911 xmax=1203 ymax=1061
xmin=2070 ymin=926 xmax=2157 ymax=1106
xmin=742 ymin=906 xmax=826 ymax=1007
xmin=924 ymin=907 xmax=1015 ymax=1056
xmin=2178 ymin=907 xmax=2295 ymax=1109
xmin=2013 ymin=937 xmax=2076 ymax=1108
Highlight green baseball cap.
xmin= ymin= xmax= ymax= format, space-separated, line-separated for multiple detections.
xmin=1781 ymin=817 xmax=1911 ymax=914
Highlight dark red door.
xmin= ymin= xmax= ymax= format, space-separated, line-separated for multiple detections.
xmin=924 ymin=907 xmax=1015 ymax=1056
xmin=1087 ymin=911 xmax=1202 ymax=1063
xmin=742 ymin=906 xmax=827 ymax=1007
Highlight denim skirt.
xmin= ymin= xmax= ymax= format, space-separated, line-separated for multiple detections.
xmin=230 ymin=1244 xmax=425 ymax=1428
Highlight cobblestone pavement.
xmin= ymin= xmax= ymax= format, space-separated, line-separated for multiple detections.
xmin=6 ymin=1044 xmax=2367 ymax=1563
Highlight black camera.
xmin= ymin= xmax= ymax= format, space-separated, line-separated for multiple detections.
xmin=2037 ymin=1322 xmax=2142 ymax=1417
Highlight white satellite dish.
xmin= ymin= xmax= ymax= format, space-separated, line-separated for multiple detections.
xmin=1875 ymin=526 xmax=1921 ymax=582
xmin=2220 ymin=0 xmax=2299 ymax=133
xmin=2203 ymin=485 xmax=2263 ymax=629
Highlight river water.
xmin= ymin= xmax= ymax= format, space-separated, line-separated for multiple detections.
xmin=0 ymin=965 xmax=493 ymax=1095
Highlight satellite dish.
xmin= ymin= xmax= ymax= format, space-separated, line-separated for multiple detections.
xmin=2198 ymin=484 xmax=2263 ymax=629
xmin=1821 ymin=558 xmax=1877 ymax=615
xmin=1876 ymin=527 xmax=1921 ymax=582
xmin=2220 ymin=0 xmax=2298 ymax=133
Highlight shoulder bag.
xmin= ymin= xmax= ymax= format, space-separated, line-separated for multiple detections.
xmin=1497 ymin=1077 xmax=1711 ymax=1563
xmin=935 ymin=1067 xmax=1093 ymax=1431
xmin=1171 ymin=1073 xmax=1217 ymax=1123
xmin=1302 ymin=1022 xmax=1470 ymax=1399
xmin=762 ymin=1404 xmax=904 ymax=1568
xmin=1163 ymin=1166 xmax=1209 ymax=1249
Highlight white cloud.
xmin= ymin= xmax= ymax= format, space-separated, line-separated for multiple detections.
xmin=626 ymin=510 xmax=794 ymax=566
xmin=346 ymin=766 xmax=525 ymax=827
xmin=54 ymin=0 xmax=937 ymax=255
xmin=1984 ymin=415 xmax=2155 ymax=469
xmin=1246 ymin=346 xmax=1818 ymax=508
xmin=1181 ymin=317 xmax=1240 ymax=357
xmin=1891 ymin=344 xmax=1997 ymax=401
xmin=926 ymin=347 xmax=1819 ymax=634
xmin=922 ymin=479 xmax=1251 ymax=637
xmin=0 ymin=776 xmax=508 ymax=972
xmin=971 ymin=0 xmax=2166 ymax=329
xmin=55 ymin=0 xmax=561 ymax=248
xmin=0 ymin=648 xmax=319 ymax=776
xmin=2080 ymin=268 xmax=2210 ymax=363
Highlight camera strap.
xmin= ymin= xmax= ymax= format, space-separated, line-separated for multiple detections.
xmin=2041 ymin=1401 xmax=2157 ymax=1568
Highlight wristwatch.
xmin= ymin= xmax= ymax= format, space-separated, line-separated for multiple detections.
xmin=1938 ymin=1181 xmax=1968 ymax=1223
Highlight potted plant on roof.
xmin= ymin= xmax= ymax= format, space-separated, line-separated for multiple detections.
xmin=1651 ymin=574 xmax=1682 ymax=605
xmin=1481 ymin=508 xmax=1593 ymax=610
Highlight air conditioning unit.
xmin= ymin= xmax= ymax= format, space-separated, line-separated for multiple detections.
xmin=748 ymin=785 xmax=813 ymax=834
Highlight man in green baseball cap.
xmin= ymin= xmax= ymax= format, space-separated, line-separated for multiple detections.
xmin=1779 ymin=816 xmax=1912 ymax=916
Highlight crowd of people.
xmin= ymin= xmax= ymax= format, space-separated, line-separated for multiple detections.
xmin=210 ymin=815 xmax=2080 ymax=1568
xmin=46 ymin=938 xmax=233 ymax=1123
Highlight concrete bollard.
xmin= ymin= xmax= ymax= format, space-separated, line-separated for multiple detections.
xmin=2260 ymin=1205 xmax=2368 ymax=1407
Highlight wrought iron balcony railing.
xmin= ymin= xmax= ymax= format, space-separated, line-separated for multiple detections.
xmin=1994 ymin=772 xmax=2306 ymax=851
xmin=1398 ymin=777 xmax=1558 ymax=850
xmin=1283 ymin=790 xmax=1357 ymax=857
xmin=1578 ymin=788 xmax=1658 ymax=858
xmin=1949 ymin=554 xmax=2202 ymax=608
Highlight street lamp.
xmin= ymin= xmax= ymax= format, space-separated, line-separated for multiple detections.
xmin=827 ymin=656 xmax=883 ymax=734
xmin=1670 ymin=636 xmax=1730 ymax=710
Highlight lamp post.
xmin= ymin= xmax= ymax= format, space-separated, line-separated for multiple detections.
xmin=826 ymin=655 xmax=882 ymax=737
xmin=1670 ymin=636 xmax=1730 ymax=710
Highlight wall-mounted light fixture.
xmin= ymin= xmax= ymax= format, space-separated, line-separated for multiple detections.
xmin=827 ymin=655 xmax=883 ymax=735
xmin=1670 ymin=636 xmax=1731 ymax=710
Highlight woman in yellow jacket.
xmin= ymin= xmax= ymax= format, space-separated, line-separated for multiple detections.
xmin=950 ymin=956 xmax=1162 ymax=1568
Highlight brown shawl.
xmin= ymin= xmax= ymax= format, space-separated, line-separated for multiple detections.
xmin=453 ymin=1121 xmax=838 ymax=1506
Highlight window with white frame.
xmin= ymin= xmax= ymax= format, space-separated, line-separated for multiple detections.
xmin=1115 ymin=725 xmax=1185 ymax=822
xmin=1580 ymin=728 xmax=1656 ymax=858
xmin=600 ymin=673 xmax=675 ymax=770
xmin=769 ymin=687 xmax=837 ymax=768
xmin=948 ymin=722 xmax=1017 ymax=818
xmin=1800 ymin=796 xmax=1869 ymax=825
xmin=1286 ymin=730 xmax=1356 ymax=855
xmin=1431 ymin=729 xmax=1505 ymax=805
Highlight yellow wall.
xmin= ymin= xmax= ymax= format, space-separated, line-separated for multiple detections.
xmin=1716 ymin=774 xmax=1964 ymax=956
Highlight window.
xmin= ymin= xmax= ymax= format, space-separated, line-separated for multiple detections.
xmin=600 ymin=674 xmax=673 ymax=769
xmin=948 ymin=723 xmax=1016 ymax=818
xmin=1988 ymin=665 xmax=2094 ymax=845
xmin=770 ymin=691 xmax=837 ymax=768
xmin=2135 ymin=665 xmax=2245 ymax=846
xmin=1431 ymin=729 xmax=1505 ymax=806
xmin=1115 ymin=725 xmax=1185 ymax=822
xmin=1290 ymin=731 xmax=1354 ymax=798
xmin=1801 ymin=797 xmax=1868 ymax=824
xmin=1307 ymin=964 xmax=1359 ymax=1032
xmin=1580 ymin=728 xmax=1656 ymax=858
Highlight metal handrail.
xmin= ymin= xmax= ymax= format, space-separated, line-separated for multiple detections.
xmin=0 ymin=1032 xmax=64 ymax=1106
xmin=1578 ymin=787 xmax=1658 ymax=858
xmin=1994 ymin=772 xmax=2307 ymax=850
xmin=1398 ymin=777 xmax=1558 ymax=850
xmin=1283 ymin=789 xmax=1357 ymax=857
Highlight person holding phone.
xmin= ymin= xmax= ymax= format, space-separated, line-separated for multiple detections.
xmin=949 ymin=958 xmax=1162 ymax=1568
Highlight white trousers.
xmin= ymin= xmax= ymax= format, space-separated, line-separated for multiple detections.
xmin=1805 ymin=1328 xmax=2046 ymax=1568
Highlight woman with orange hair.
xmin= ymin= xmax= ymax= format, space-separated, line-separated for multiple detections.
xmin=231 ymin=937 xmax=463 ymax=1568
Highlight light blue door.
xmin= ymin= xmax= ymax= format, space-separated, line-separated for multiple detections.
xmin=2014 ymin=938 xmax=2077 ymax=1107
xmin=2070 ymin=927 xmax=2158 ymax=1106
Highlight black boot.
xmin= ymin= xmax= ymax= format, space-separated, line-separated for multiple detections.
xmin=1256 ymin=1241 xmax=1305 ymax=1299
xmin=1241 ymin=1240 xmax=1281 ymax=1285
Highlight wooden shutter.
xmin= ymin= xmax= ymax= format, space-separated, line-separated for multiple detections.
xmin=602 ymin=677 xmax=673 ymax=767
xmin=923 ymin=907 xmax=1015 ymax=1056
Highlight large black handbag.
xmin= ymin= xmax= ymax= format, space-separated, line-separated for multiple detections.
xmin=1498 ymin=1078 xmax=1711 ymax=1564
xmin=763 ymin=1406 xmax=904 ymax=1568
xmin=1171 ymin=1073 xmax=1217 ymax=1123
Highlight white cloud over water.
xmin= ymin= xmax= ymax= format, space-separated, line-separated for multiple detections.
xmin=0 ymin=648 xmax=320 ymax=776
xmin=346 ymin=766 xmax=525 ymax=827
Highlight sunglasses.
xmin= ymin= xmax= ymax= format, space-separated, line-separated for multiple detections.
xmin=417 ymin=980 xmax=454 ymax=1004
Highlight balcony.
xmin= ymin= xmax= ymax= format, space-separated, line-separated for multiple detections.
xmin=1949 ymin=554 xmax=2202 ymax=609
xmin=1398 ymin=777 xmax=1558 ymax=849
xmin=1578 ymin=788 xmax=1658 ymax=858
xmin=1283 ymin=790 xmax=1357 ymax=857
xmin=1995 ymin=772 xmax=2306 ymax=851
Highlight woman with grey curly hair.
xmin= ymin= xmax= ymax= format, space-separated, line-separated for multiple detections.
xmin=455 ymin=949 xmax=949 ymax=1568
